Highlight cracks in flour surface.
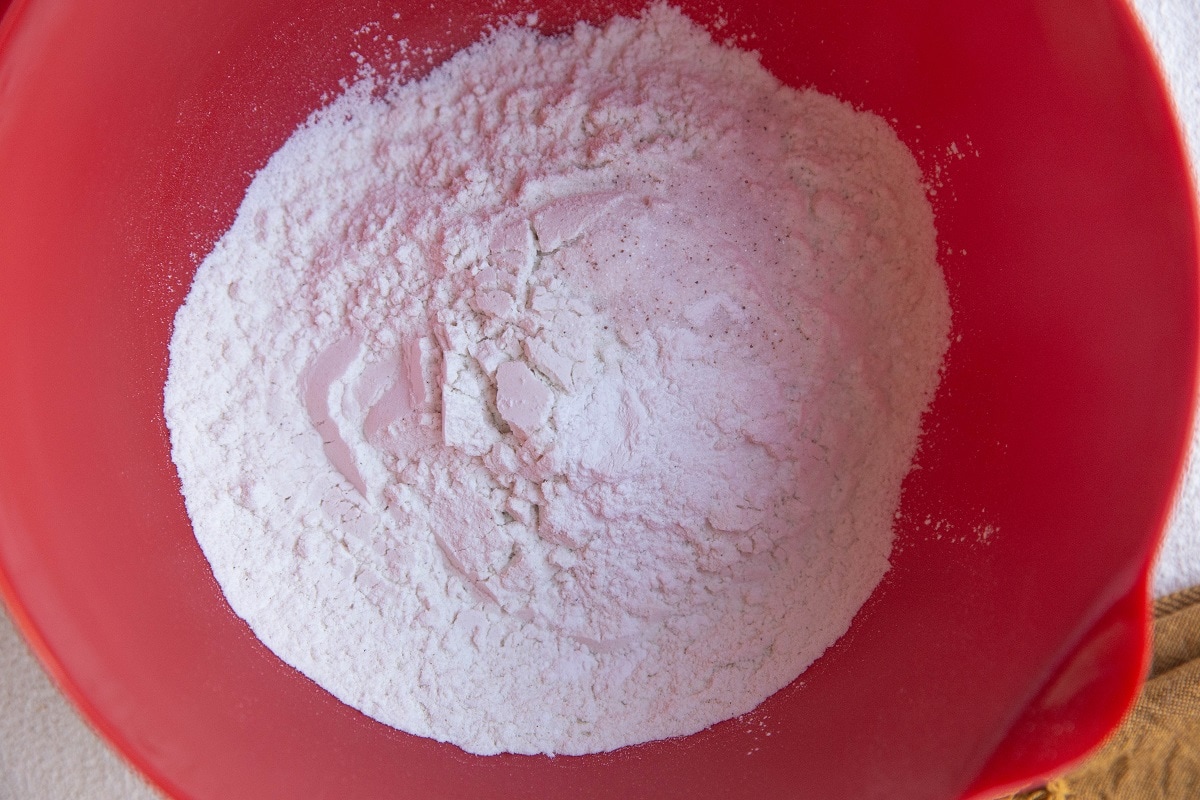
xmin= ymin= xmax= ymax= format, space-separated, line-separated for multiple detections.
xmin=297 ymin=194 xmax=665 ymax=639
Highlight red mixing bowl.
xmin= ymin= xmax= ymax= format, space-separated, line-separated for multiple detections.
xmin=0 ymin=1 xmax=1196 ymax=798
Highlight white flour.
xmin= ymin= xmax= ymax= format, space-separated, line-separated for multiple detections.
xmin=165 ymin=5 xmax=950 ymax=755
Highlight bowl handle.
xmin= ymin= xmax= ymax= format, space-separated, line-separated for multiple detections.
xmin=961 ymin=576 xmax=1151 ymax=799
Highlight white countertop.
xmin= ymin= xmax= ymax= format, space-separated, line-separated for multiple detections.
xmin=1 ymin=2 xmax=1198 ymax=797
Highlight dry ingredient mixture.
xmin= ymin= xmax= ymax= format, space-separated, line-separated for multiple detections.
xmin=165 ymin=5 xmax=950 ymax=755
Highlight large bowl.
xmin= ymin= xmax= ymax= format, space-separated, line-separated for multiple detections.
xmin=0 ymin=1 xmax=1196 ymax=798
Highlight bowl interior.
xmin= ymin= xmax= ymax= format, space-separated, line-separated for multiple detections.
xmin=0 ymin=1 xmax=1195 ymax=798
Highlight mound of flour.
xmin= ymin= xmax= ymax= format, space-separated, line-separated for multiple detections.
xmin=165 ymin=4 xmax=949 ymax=755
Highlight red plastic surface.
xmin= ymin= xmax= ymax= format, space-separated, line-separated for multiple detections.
xmin=0 ymin=1 xmax=1195 ymax=798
